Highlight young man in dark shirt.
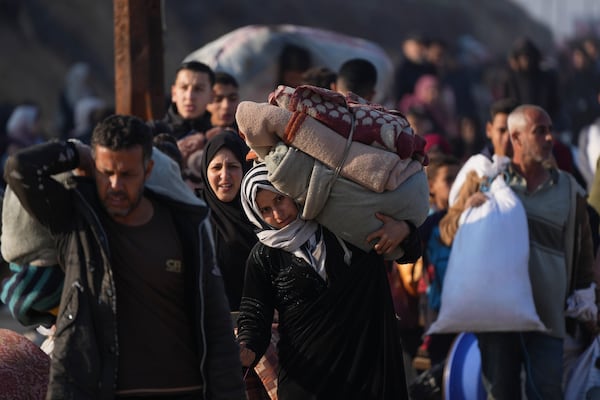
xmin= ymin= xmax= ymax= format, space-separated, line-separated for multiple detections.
xmin=155 ymin=61 xmax=215 ymax=139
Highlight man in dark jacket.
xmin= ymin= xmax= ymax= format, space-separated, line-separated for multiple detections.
xmin=152 ymin=61 xmax=215 ymax=139
xmin=4 ymin=115 xmax=245 ymax=399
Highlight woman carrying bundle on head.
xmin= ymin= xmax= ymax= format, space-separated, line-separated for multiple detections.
xmin=237 ymin=163 xmax=419 ymax=400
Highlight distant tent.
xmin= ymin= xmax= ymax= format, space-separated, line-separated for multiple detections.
xmin=184 ymin=24 xmax=394 ymax=106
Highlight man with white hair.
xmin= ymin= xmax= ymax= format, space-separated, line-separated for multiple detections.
xmin=476 ymin=104 xmax=596 ymax=400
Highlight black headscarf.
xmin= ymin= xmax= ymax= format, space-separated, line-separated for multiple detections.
xmin=198 ymin=130 xmax=256 ymax=311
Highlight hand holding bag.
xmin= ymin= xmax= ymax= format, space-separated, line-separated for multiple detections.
xmin=427 ymin=173 xmax=546 ymax=334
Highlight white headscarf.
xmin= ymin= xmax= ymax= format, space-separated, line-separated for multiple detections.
xmin=241 ymin=164 xmax=327 ymax=279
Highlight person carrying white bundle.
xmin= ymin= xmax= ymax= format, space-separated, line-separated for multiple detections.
xmin=448 ymin=104 xmax=596 ymax=400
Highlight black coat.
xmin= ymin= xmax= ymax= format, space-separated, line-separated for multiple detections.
xmin=149 ymin=103 xmax=213 ymax=139
xmin=4 ymin=141 xmax=245 ymax=400
xmin=237 ymin=228 xmax=409 ymax=400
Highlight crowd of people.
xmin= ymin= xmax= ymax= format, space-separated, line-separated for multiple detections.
xmin=0 ymin=30 xmax=600 ymax=400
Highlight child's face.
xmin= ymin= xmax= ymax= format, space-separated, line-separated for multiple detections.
xmin=430 ymin=164 xmax=459 ymax=210
xmin=255 ymin=189 xmax=299 ymax=229
xmin=486 ymin=112 xmax=512 ymax=157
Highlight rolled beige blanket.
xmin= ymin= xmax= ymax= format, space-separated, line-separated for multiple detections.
xmin=264 ymin=142 xmax=429 ymax=260
xmin=236 ymin=101 xmax=414 ymax=193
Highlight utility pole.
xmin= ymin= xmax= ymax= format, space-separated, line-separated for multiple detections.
xmin=113 ymin=0 xmax=165 ymax=120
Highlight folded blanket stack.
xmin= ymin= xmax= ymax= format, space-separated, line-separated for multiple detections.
xmin=264 ymin=142 xmax=428 ymax=260
xmin=238 ymin=101 xmax=418 ymax=193
xmin=270 ymin=85 xmax=426 ymax=162
xmin=236 ymin=85 xmax=430 ymax=259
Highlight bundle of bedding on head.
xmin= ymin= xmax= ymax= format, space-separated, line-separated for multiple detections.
xmin=236 ymin=85 xmax=430 ymax=259
xmin=238 ymin=85 xmax=427 ymax=192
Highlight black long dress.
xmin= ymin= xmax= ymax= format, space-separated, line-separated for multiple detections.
xmin=237 ymin=228 xmax=409 ymax=400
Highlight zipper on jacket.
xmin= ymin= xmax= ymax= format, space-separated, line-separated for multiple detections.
xmin=73 ymin=189 xmax=120 ymax=393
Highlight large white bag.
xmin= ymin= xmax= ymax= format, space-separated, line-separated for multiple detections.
xmin=184 ymin=24 xmax=394 ymax=105
xmin=428 ymin=174 xmax=546 ymax=334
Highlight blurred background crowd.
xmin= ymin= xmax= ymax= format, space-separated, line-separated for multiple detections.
xmin=0 ymin=0 xmax=598 ymax=168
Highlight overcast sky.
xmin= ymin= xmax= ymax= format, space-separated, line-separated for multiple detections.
xmin=511 ymin=0 xmax=600 ymax=42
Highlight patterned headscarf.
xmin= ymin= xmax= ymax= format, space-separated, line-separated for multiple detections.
xmin=241 ymin=164 xmax=327 ymax=279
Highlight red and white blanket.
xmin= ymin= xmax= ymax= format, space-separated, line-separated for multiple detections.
xmin=236 ymin=85 xmax=427 ymax=193
xmin=269 ymin=85 xmax=426 ymax=161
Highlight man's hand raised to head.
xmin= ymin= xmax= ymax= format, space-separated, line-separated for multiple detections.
xmin=70 ymin=140 xmax=94 ymax=177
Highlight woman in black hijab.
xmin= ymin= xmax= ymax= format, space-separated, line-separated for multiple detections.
xmin=199 ymin=132 xmax=269 ymax=400
xmin=198 ymin=129 xmax=256 ymax=311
